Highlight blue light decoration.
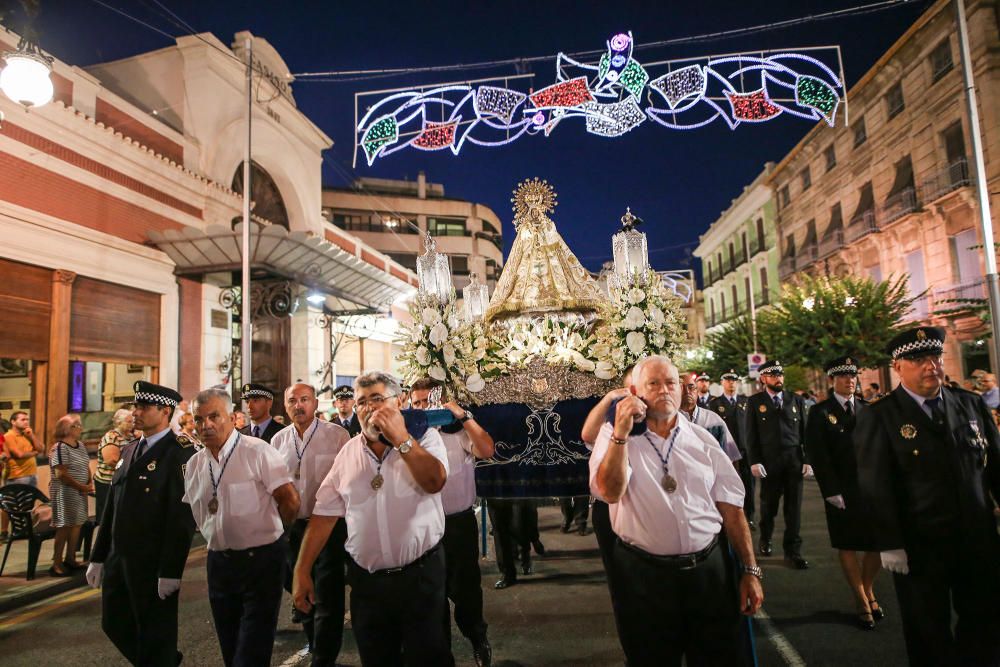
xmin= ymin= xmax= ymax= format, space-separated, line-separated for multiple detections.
xmin=353 ymin=33 xmax=845 ymax=166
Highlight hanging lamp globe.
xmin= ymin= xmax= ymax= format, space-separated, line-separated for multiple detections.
xmin=0 ymin=40 xmax=54 ymax=109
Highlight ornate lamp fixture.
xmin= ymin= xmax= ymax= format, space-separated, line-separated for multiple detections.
xmin=462 ymin=272 xmax=490 ymax=322
xmin=611 ymin=207 xmax=649 ymax=288
xmin=0 ymin=29 xmax=53 ymax=110
xmin=416 ymin=234 xmax=453 ymax=304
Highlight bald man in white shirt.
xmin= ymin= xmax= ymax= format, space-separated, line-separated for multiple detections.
xmin=591 ymin=355 xmax=762 ymax=666
xmin=292 ymin=371 xmax=453 ymax=666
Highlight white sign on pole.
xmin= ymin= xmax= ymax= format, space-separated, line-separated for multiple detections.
xmin=748 ymin=352 xmax=766 ymax=379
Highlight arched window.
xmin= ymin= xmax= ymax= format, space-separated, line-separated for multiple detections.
xmin=232 ymin=161 xmax=289 ymax=229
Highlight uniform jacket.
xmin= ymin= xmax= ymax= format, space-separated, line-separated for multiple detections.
xmin=709 ymin=394 xmax=748 ymax=455
xmin=805 ymin=396 xmax=867 ymax=499
xmin=332 ymin=413 xmax=361 ymax=437
xmin=239 ymin=418 xmax=284 ymax=444
xmin=91 ymin=430 xmax=197 ymax=579
xmin=855 ymin=385 xmax=1000 ymax=551
xmin=744 ymin=389 xmax=808 ymax=467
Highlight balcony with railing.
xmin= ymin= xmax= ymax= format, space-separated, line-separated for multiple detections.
xmin=753 ymin=290 xmax=771 ymax=307
xmin=722 ymin=257 xmax=733 ymax=274
xmin=844 ymin=210 xmax=878 ymax=243
xmin=881 ymin=187 xmax=919 ymax=226
xmin=779 ymin=255 xmax=797 ymax=279
xmin=749 ymin=236 xmax=764 ymax=257
xmin=733 ymin=249 xmax=748 ymax=269
xmin=920 ymin=157 xmax=970 ymax=203
xmin=818 ymin=229 xmax=844 ymax=259
xmin=932 ymin=279 xmax=986 ymax=312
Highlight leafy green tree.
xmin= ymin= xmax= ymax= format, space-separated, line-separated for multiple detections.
xmin=702 ymin=313 xmax=779 ymax=379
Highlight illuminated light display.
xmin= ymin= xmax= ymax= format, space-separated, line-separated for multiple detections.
xmin=352 ymin=33 xmax=845 ymax=166
xmin=412 ymin=120 xmax=459 ymax=150
xmin=725 ymin=89 xmax=783 ymax=122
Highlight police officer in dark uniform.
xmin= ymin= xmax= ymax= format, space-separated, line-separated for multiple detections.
xmin=331 ymin=385 xmax=361 ymax=436
xmin=856 ymin=327 xmax=1000 ymax=665
xmin=86 ymin=381 xmax=198 ymax=666
xmin=745 ymin=360 xmax=811 ymax=569
xmin=806 ymin=356 xmax=883 ymax=630
xmin=238 ymin=383 xmax=283 ymax=443
xmin=696 ymin=372 xmax=713 ymax=408
xmin=710 ymin=369 xmax=753 ymax=525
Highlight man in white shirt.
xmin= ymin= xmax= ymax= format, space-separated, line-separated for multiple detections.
xmin=591 ymin=355 xmax=762 ymax=665
xmin=411 ymin=378 xmax=495 ymax=667
xmin=184 ymin=388 xmax=301 ymax=667
xmin=292 ymin=371 xmax=453 ymax=666
xmin=272 ymin=383 xmax=350 ymax=666
xmin=679 ymin=372 xmax=742 ymax=463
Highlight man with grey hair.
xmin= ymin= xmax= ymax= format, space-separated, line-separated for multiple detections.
xmin=980 ymin=373 xmax=999 ymax=409
xmin=183 ymin=387 xmax=300 ymax=667
xmin=293 ymin=370 xmax=453 ymax=666
xmin=94 ymin=408 xmax=136 ymax=525
xmin=591 ymin=355 xmax=761 ymax=665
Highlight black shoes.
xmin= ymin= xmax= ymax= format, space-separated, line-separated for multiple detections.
xmin=856 ymin=611 xmax=876 ymax=631
xmin=494 ymin=576 xmax=516 ymax=589
xmin=747 ymin=520 xmax=757 ymax=531
xmin=560 ymin=524 xmax=572 ymax=534
xmin=577 ymin=525 xmax=588 ymax=536
xmin=786 ymin=554 xmax=810 ymax=570
xmin=532 ymin=539 xmax=546 ymax=555
xmin=869 ymin=599 xmax=885 ymax=621
xmin=759 ymin=541 xmax=773 ymax=556
xmin=472 ymin=637 xmax=493 ymax=667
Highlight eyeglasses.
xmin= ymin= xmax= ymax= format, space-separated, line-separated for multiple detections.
xmin=71 ymin=423 xmax=83 ymax=429
xmin=355 ymin=394 xmax=396 ymax=409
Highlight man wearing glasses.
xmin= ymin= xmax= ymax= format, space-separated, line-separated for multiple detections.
xmin=856 ymin=327 xmax=1000 ymax=665
xmin=293 ymin=371 xmax=453 ymax=666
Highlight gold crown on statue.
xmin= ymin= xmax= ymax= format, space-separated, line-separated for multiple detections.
xmin=511 ymin=177 xmax=558 ymax=219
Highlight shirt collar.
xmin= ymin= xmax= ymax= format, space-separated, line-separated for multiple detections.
xmin=250 ymin=416 xmax=272 ymax=431
xmin=834 ymin=393 xmax=854 ymax=409
xmin=143 ymin=426 xmax=172 ymax=447
xmin=723 ymin=391 xmax=737 ymax=400
xmin=219 ymin=427 xmax=241 ymax=458
xmin=642 ymin=415 xmax=688 ymax=442
xmin=766 ymin=388 xmax=782 ymax=399
xmin=900 ymin=383 xmax=942 ymax=409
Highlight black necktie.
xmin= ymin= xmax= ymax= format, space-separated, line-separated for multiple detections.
xmin=252 ymin=425 xmax=260 ymax=438
xmin=845 ymin=400 xmax=853 ymax=417
xmin=926 ymin=397 xmax=945 ymax=425
xmin=773 ymin=394 xmax=782 ymax=410
xmin=137 ymin=438 xmax=148 ymax=459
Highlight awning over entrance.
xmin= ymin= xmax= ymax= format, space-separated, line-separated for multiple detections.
xmin=148 ymin=222 xmax=418 ymax=309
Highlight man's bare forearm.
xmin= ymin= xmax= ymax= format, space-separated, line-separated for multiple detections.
xmin=718 ymin=502 xmax=755 ymax=566
xmin=597 ymin=444 xmax=628 ymax=502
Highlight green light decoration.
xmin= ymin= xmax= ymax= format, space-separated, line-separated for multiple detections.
xmin=598 ymin=53 xmax=610 ymax=81
xmin=618 ymin=59 xmax=649 ymax=99
xmin=362 ymin=115 xmax=399 ymax=163
xmin=795 ymin=75 xmax=839 ymax=124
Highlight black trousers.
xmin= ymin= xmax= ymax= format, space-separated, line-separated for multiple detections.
xmin=487 ymin=498 xmax=538 ymax=579
xmin=559 ymin=496 xmax=590 ymax=530
xmin=591 ymin=500 xmax=615 ymax=572
xmin=348 ymin=545 xmax=454 ymax=667
xmin=758 ymin=448 xmax=803 ymax=555
xmin=610 ymin=538 xmax=742 ymax=667
xmin=95 ymin=480 xmax=111 ymax=526
xmin=101 ymin=553 xmax=181 ymax=667
xmin=443 ymin=508 xmax=488 ymax=644
xmin=287 ymin=518 xmax=347 ymax=666
xmin=893 ymin=537 xmax=1000 ymax=667
xmin=738 ymin=461 xmax=755 ymax=521
xmin=206 ymin=537 xmax=286 ymax=667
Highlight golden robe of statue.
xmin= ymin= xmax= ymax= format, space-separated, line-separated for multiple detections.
xmin=485 ymin=178 xmax=605 ymax=321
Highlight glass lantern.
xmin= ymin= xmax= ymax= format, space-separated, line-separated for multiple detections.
xmin=416 ymin=234 xmax=453 ymax=304
xmin=462 ymin=272 xmax=490 ymax=322
xmin=0 ymin=42 xmax=54 ymax=109
xmin=612 ymin=207 xmax=649 ymax=287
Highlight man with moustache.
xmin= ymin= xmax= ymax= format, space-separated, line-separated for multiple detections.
xmin=591 ymin=355 xmax=761 ymax=665
xmin=745 ymin=360 xmax=812 ymax=569
xmin=238 ymin=383 xmax=283 ymax=443
xmin=183 ymin=388 xmax=300 ymax=667
xmin=856 ymin=328 xmax=1000 ymax=665
xmin=293 ymin=371 xmax=453 ymax=666
xmin=86 ymin=382 xmax=197 ymax=666
xmin=710 ymin=370 xmax=754 ymax=527
xmin=271 ymin=383 xmax=350 ymax=666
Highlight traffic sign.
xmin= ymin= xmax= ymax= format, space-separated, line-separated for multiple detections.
xmin=748 ymin=352 xmax=766 ymax=379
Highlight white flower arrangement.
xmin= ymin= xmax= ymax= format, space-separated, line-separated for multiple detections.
xmin=398 ymin=296 xmax=483 ymax=401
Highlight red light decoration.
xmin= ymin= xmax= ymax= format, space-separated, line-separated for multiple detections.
xmin=529 ymin=77 xmax=593 ymax=109
xmin=725 ymin=89 xmax=782 ymax=122
xmin=412 ymin=120 xmax=459 ymax=150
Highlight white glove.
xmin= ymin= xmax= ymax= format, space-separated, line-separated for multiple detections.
xmin=802 ymin=464 xmax=815 ymax=478
xmin=86 ymin=562 xmax=104 ymax=589
xmin=750 ymin=464 xmax=767 ymax=478
xmin=880 ymin=549 xmax=909 ymax=574
xmin=824 ymin=495 xmax=846 ymax=510
xmin=157 ymin=577 xmax=181 ymax=600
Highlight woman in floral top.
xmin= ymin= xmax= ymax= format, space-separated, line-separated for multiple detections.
xmin=95 ymin=408 xmax=134 ymax=524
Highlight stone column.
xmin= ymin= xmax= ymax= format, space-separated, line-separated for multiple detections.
xmin=45 ymin=269 xmax=76 ymax=443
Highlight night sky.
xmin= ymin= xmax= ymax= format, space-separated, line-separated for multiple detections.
xmin=26 ymin=0 xmax=932 ymax=276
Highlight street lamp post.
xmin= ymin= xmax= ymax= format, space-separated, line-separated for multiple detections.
xmin=241 ymin=38 xmax=253 ymax=389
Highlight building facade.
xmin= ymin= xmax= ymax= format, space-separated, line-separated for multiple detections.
xmin=694 ymin=164 xmax=781 ymax=337
xmin=0 ymin=31 xmax=416 ymax=442
xmin=768 ymin=0 xmax=1000 ymax=381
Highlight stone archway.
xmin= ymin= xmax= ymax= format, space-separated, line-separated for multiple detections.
xmin=232 ymin=161 xmax=290 ymax=229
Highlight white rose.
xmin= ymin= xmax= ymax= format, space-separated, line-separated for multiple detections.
xmin=647 ymin=306 xmax=664 ymax=325
xmin=592 ymin=343 xmax=611 ymax=359
xmin=628 ymin=287 xmax=645 ymax=304
xmin=612 ymin=347 xmax=626 ymax=364
xmin=447 ymin=313 xmax=459 ymax=329
xmin=415 ymin=346 xmax=431 ymax=366
xmin=626 ymin=331 xmax=646 ymax=356
xmin=443 ymin=343 xmax=456 ymax=366
xmin=474 ymin=347 xmax=487 ymax=360
xmin=428 ymin=365 xmax=447 ymax=381
xmin=624 ymin=306 xmax=646 ymax=329
xmin=421 ymin=307 xmax=441 ymax=326
xmin=465 ymin=373 xmax=486 ymax=393
xmin=575 ymin=356 xmax=596 ymax=372
xmin=429 ymin=322 xmax=449 ymax=346
xmin=595 ymin=361 xmax=617 ymax=380
xmin=475 ymin=337 xmax=488 ymax=349
xmin=652 ymin=333 xmax=667 ymax=348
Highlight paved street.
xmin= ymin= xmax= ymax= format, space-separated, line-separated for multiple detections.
xmin=0 ymin=482 xmax=907 ymax=666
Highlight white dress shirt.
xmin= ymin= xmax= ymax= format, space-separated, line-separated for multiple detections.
xmin=684 ymin=407 xmax=742 ymax=462
xmin=271 ymin=419 xmax=349 ymax=518
xmin=183 ymin=429 xmax=293 ymax=551
xmin=900 ymin=384 xmax=942 ymax=419
xmin=312 ymin=429 xmax=449 ymax=572
xmin=249 ymin=417 xmax=273 ymax=439
xmin=439 ymin=429 xmax=477 ymax=515
xmin=833 ymin=393 xmax=855 ymax=412
xmin=589 ymin=416 xmax=745 ymax=556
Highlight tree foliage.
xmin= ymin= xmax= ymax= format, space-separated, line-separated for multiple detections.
xmin=702 ymin=313 xmax=779 ymax=378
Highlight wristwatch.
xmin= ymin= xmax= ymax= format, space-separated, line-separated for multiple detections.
xmin=396 ymin=437 xmax=414 ymax=454
xmin=459 ymin=410 xmax=474 ymax=423
xmin=742 ymin=564 xmax=763 ymax=580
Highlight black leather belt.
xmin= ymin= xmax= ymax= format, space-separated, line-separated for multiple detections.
xmin=617 ymin=534 xmax=719 ymax=569
xmin=351 ymin=541 xmax=441 ymax=576
xmin=445 ymin=506 xmax=475 ymax=519
xmin=214 ymin=536 xmax=284 ymax=559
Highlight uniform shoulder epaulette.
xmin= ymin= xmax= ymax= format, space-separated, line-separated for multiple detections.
xmin=949 ymin=386 xmax=981 ymax=398
xmin=176 ymin=434 xmax=195 ymax=448
xmin=123 ymin=437 xmax=140 ymax=447
xmin=868 ymin=393 xmax=889 ymax=406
